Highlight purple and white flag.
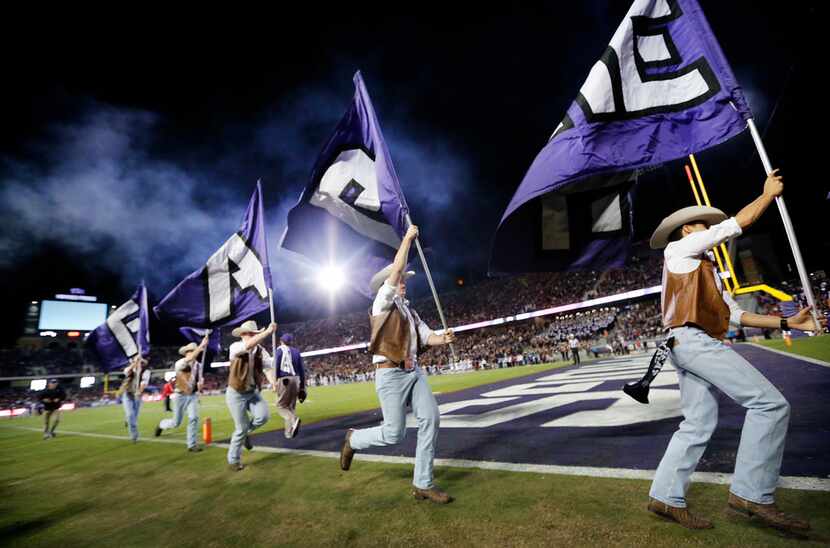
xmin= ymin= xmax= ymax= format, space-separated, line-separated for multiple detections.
xmin=490 ymin=0 xmax=751 ymax=274
xmin=178 ymin=327 xmax=221 ymax=387
xmin=280 ymin=71 xmax=410 ymax=297
xmin=178 ymin=326 xmax=222 ymax=354
xmin=86 ymin=283 xmax=150 ymax=372
xmin=155 ymin=182 xmax=274 ymax=328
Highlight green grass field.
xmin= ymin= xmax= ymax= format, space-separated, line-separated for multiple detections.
xmin=2 ymin=356 xmax=828 ymax=547
xmin=755 ymin=336 xmax=830 ymax=363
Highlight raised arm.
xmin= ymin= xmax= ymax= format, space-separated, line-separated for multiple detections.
xmin=184 ymin=333 xmax=210 ymax=362
xmin=243 ymin=322 xmax=277 ymax=351
xmin=387 ymin=225 xmax=419 ymax=287
xmin=735 ymin=169 xmax=783 ymax=230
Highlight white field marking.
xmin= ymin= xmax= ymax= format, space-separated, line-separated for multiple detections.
xmin=4 ymin=426 xmax=186 ymax=445
xmin=535 ymin=364 xmax=656 ymax=382
xmin=564 ymin=364 xmax=651 ymax=374
xmin=524 ymin=371 xmax=653 ymax=385
xmin=547 ymin=364 xmax=653 ymax=376
xmin=412 ymin=387 xmax=672 ymax=429
xmin=527 ymin=367 xmax=671 ymax=386
xmin=541 ymin=387 xmax=680 ymax=427
xmin=481 ymin=382 xmax=602 ymax=398
xmin=435 ymin=397 xmax=519 ymax=416
xmin=649 ymin=371 xmax=679 ymax=388
xmin=576 ymin=360 xmax=643 ymax=369
xmin=745 ymin=343 xmax=830 ymax=368
xmin=4 ymin=425 xmax=828 ymax=492
xmin=399 ymin=355 xmax=681 ymax=429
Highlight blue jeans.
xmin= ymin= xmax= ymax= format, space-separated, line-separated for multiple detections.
xmin=650 ymin=326 xmax=790 ymax=507
xmin=122 ymin=394 xmax=142 ymax=441
xmin=159 ymin=394 xmax=199 ymax=448
xmin=225 ymin=387 xmax=270 ymax=464
xmin=349 ymin=366 xmax=440 ymax=489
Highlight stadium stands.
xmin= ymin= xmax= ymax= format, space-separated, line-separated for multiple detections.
xmin=3 ymin=257 xmax=826 ymax=409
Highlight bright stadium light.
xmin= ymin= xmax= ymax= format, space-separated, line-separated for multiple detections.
xmin=318 ymin=265 xmax=346 ymax=293
xmin=80 ymin=376 xmax=95 ymax=388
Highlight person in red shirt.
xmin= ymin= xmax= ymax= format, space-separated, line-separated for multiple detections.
xmin=161 ymin=379 xmax=175 ymax=412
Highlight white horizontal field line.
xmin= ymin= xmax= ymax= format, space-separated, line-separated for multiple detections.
xmin=5 ymin=425 xmax=828 ymax=492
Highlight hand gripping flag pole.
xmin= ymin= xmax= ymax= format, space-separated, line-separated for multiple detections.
xmin=195 ymin=329 xmax=211 ymax=394
xmin=269 ymin=288 xmax=277 ymax=365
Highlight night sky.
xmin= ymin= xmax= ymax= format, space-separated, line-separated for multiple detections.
xmin=0 ymin=2 xmax=825 ymax=347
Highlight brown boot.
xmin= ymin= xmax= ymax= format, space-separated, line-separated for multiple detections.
xmin=340 ymin=429 xmax=355 ymax=471
xmin=648 ymin=498 xmax=713 ymax=529
xmin=412 ymin=485 xmax=453 ymax=504
xmin=727 ymin=493 xmax=810 ymax=532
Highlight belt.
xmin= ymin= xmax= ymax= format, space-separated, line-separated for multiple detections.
xmin=375 ymin=358 xmax=415 ymax=370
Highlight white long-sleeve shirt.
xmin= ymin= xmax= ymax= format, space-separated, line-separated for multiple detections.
xmin=371 ymin=281 xmax=433 ymax=364
xmin=663 ymin=217 xmax=745 ymax=327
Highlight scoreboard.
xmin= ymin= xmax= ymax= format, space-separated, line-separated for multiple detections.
xmin=38 ymin=300 xmax=108 ymax=331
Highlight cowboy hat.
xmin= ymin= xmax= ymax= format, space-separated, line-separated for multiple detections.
xmin=231 ymin=320 xmax=264 ymax=338
xmin=178 ymin=342 xmax=198 ymax=356
xmin=369 ymin=264 xmax=415 ymax=294
xmin=649 ymin=206 xmax=727 ymax=249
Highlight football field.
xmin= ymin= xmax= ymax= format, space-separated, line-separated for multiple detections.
xmin=2 ymin=341 xmax=829 ymax=547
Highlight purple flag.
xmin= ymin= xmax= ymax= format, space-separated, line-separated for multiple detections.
xmin=490 ymin=0 xmax=751 ymax=274
xmin=155 ymin=182 xmax=274 ymax=327
xmin=86 ymin=283 xmax=150 ymax=372
xmin=178 ymin=327 xmax=222 ymax=354
xmin=280 ymin=71 xmax=409 ymax=297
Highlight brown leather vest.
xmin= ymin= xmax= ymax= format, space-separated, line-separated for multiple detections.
xmin=175 ymin=364 xmax=194 ymax=395
xmin=662 ymin=258 xmax=730 ymax=340
xmin=228 ymin=347 xmax=264 ymax=392
xmin=368 ymin=304 xmax=423 ymax=364
xmin=118 ymin=366 xmax=146 ymax=397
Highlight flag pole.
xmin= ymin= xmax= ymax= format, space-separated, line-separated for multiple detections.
xmin=405 ymin=213 xmax=458 ymax=363
xmin=268 ymin=288 xmax=277 ymax=359
xmin=196 ymin=329 xmax=211 ymax=393
xmin=746 ymin=118 xmax=821 ymax=333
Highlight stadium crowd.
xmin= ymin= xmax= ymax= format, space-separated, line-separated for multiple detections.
xmin=3 ymin=259 xmax=826 ymax=409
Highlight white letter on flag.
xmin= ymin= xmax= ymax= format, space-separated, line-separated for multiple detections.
xmin=206 ymin=233 xmax=268 ymax=322
xmin=107 ymin=300 xmax=140 ymax=358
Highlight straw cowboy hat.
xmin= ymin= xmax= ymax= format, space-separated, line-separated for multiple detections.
xmin=649 ymin=206 xmax=727 ymax=250
xmin=178 ymin=342 xmax=198 ymax=356
xmin=231 ymin=320 xmax=264 ymax=338
xmin=369 ymin=264 xmax=415 ymax=294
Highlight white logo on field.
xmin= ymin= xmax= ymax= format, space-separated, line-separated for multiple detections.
xmin=407 ymin=356 xmax=681 ymax=428
xmin=206 ymin=233 xmax=268 ymax=322
xmin=310 ymin=148 xmax=401 ymax=249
